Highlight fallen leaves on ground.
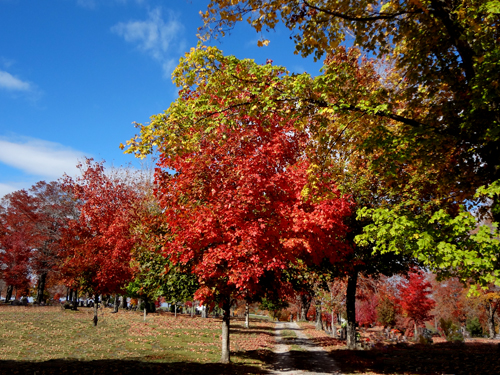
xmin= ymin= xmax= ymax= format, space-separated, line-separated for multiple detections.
xmin=299 ymin=321 xmax=500 ymax=375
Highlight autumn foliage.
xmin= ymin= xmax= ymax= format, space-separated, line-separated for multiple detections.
xmin=0 ymin=182 xmax=76 ymax=302
xmin=0 ymin=191 xmax=35 ymax=296
xmin=398 ymin=271 xmax=435 ymax=328
xmin=154 ymin=103 xmax=353 ymax=304
xmin=61 ymin=159 xmax=137 ymax=297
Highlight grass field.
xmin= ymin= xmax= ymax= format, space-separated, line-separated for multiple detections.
xmin=3 ymin=305 xmax=500 ymax=375
xmin=0 ymin=305 xmax=275 ymax=374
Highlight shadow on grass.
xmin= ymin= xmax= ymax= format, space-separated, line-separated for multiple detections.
xmin=230 ymin=320 xmax=276 ymax=337
xmin=307 ymin=335 xmax=344 ymax=348
xmin=231 ymin=320 xmax=275 ymax=329
xmin=231 ymin=328 xmax=276 ymax=337
xmin=332 ymin=342 xmax=500 ymax=375
xmin=0 ymin=357 xmax=273 ymax=375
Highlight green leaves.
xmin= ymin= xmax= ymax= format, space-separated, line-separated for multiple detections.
xmin=356 ymin=198 xmax=500 ymax=288
xmin=484 ymin=1 xmax=500 ymax=14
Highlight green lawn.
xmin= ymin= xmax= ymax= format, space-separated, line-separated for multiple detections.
xmin=0 ymin=305 xmax=275 ymax=374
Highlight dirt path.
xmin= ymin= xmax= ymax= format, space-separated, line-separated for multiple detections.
xmin=271 ymin=322 xmax=342 ymax=375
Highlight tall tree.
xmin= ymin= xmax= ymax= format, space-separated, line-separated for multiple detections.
xmin=0 ymin=230 xmax=31 ymax=302
xmin=198 ymin=0 xmax=500 ymax=287
xmin=398 ymin=270 xmax=435 ymax=339
xmin=124 ymin=45 xmax=422 ymax=349
xmin=479 ymin=287 xmax=500 ymax=338
xmin=126 ymin=167 xmax=200 ymax=317
xmin=61 ymin=159 xmax=138 ymax=325
xmin=0 ymin=182 xmax=76 ymax=304
xmin=0 ymin=191 xmax=35 ymax=301
xmin=29 ymin=181 xmax=77 ymax=304
xmin=430 ymin=276 xmax=468 ymax=326
xmin=142 ymin=99 xmax=352 ymax=362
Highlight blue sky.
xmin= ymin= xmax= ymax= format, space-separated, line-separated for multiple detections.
xmin=0 ymin=0 xmax=322 ymax=196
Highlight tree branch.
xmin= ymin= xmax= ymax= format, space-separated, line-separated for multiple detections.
xmin=428 ymin=0 xmax=475 ymax=82
xmin=303 ymin=98 xmax=429 ymax=129
xmin=302 ymin=0 xmax=421 ymax=22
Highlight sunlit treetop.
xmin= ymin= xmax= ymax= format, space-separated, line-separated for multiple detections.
xmin=201 ymin=1 xmax=498 ymax=83
xmin=201 ymin=0 xmax=500 ymax=191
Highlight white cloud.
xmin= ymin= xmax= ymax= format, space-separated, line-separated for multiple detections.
xmin=0 ymin=57 xmax=14 ymax=69
xmin=0 ymin=182 xmax=23 ymax=197
xmin=0 ymin=70 xmax=31 ymax=91
xmin=111 ymin=8 xmax=184 ymax=78
xmin=0 ymin=137 xmax=88 ymax=179
xmin=76 ymin=0 xmax=96 ymax=9
xmin=76 ymin=0 xmax=145 ymax=8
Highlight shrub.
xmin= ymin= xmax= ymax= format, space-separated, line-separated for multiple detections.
xmin=260 ymin=298 xmax=289 ymax=320
xmin=376 ymin=296 xmax=397 ymax=327
xmin=418 ymin=328 xmax=433 ymax=345
xmin=439 ymin=318 xmax=464 ymax=342
xmin=466 ymin=317 xmax=483 ymax=337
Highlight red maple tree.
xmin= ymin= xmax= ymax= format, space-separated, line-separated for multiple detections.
xmin=155 ymin=109 xmax=352 ymax=362
xmin=62 ymin=159 xmax=138 ymax=325
xmin=398 ymin=270 xmax=435 ymax=337
xmin=0 ymin=230 xmax=32 ymax=300
xmin=0 ymin=182 xmax=77 ymax=304
xmin=355 ymin=277 xmax=379 ymax=327
xmin=0 ymin=190 xmax=38 ymax=301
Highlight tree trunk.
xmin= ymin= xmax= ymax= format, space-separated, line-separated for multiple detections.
xmin=72 ymin=289 xmax=78 ymax=310
xmin=245 ymin=302 xmax=250 ymax=329
xmin=315 ymin=302 xmax=323 ymax=330
xmin=143 ymin=295 xmax=148 ymax=322
xmin=299 ymin=294 xmax=311 ymax=321
xmin=69 ymin=288 xmax=74 ymax=303
xmin=113 ymin=294 xmax=119 ymax=313
xmin=93 ymin=294 xmax=99 ymax=326
xmin=221 ymin=298 xmax=231 ymax=363
xmin=414 ymin=321 xmax=418 ymax=342
xmin=331 ymin=310 xmax=337 ymax=338
xmin=174 ymin=303 xmax=177 ymax=318
xmin=36 ymin=272 xmax=47 ymax=304
xmin=486 ymin=302 xmax=497 ymax=338
xmin=5 ymin=285 xmax=13 ymax=302
xmin=120 ymin=295 xmax=127 ymax=309
xmin=346 ymin=270 xmax=358 ymax=349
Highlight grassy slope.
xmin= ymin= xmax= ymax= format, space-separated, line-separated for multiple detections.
xmin=0 ymin=306 xmax=275 ymax=374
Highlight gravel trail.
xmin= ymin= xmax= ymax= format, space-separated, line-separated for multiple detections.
xmin=271 ymin=322 xmax=342 ymax=375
